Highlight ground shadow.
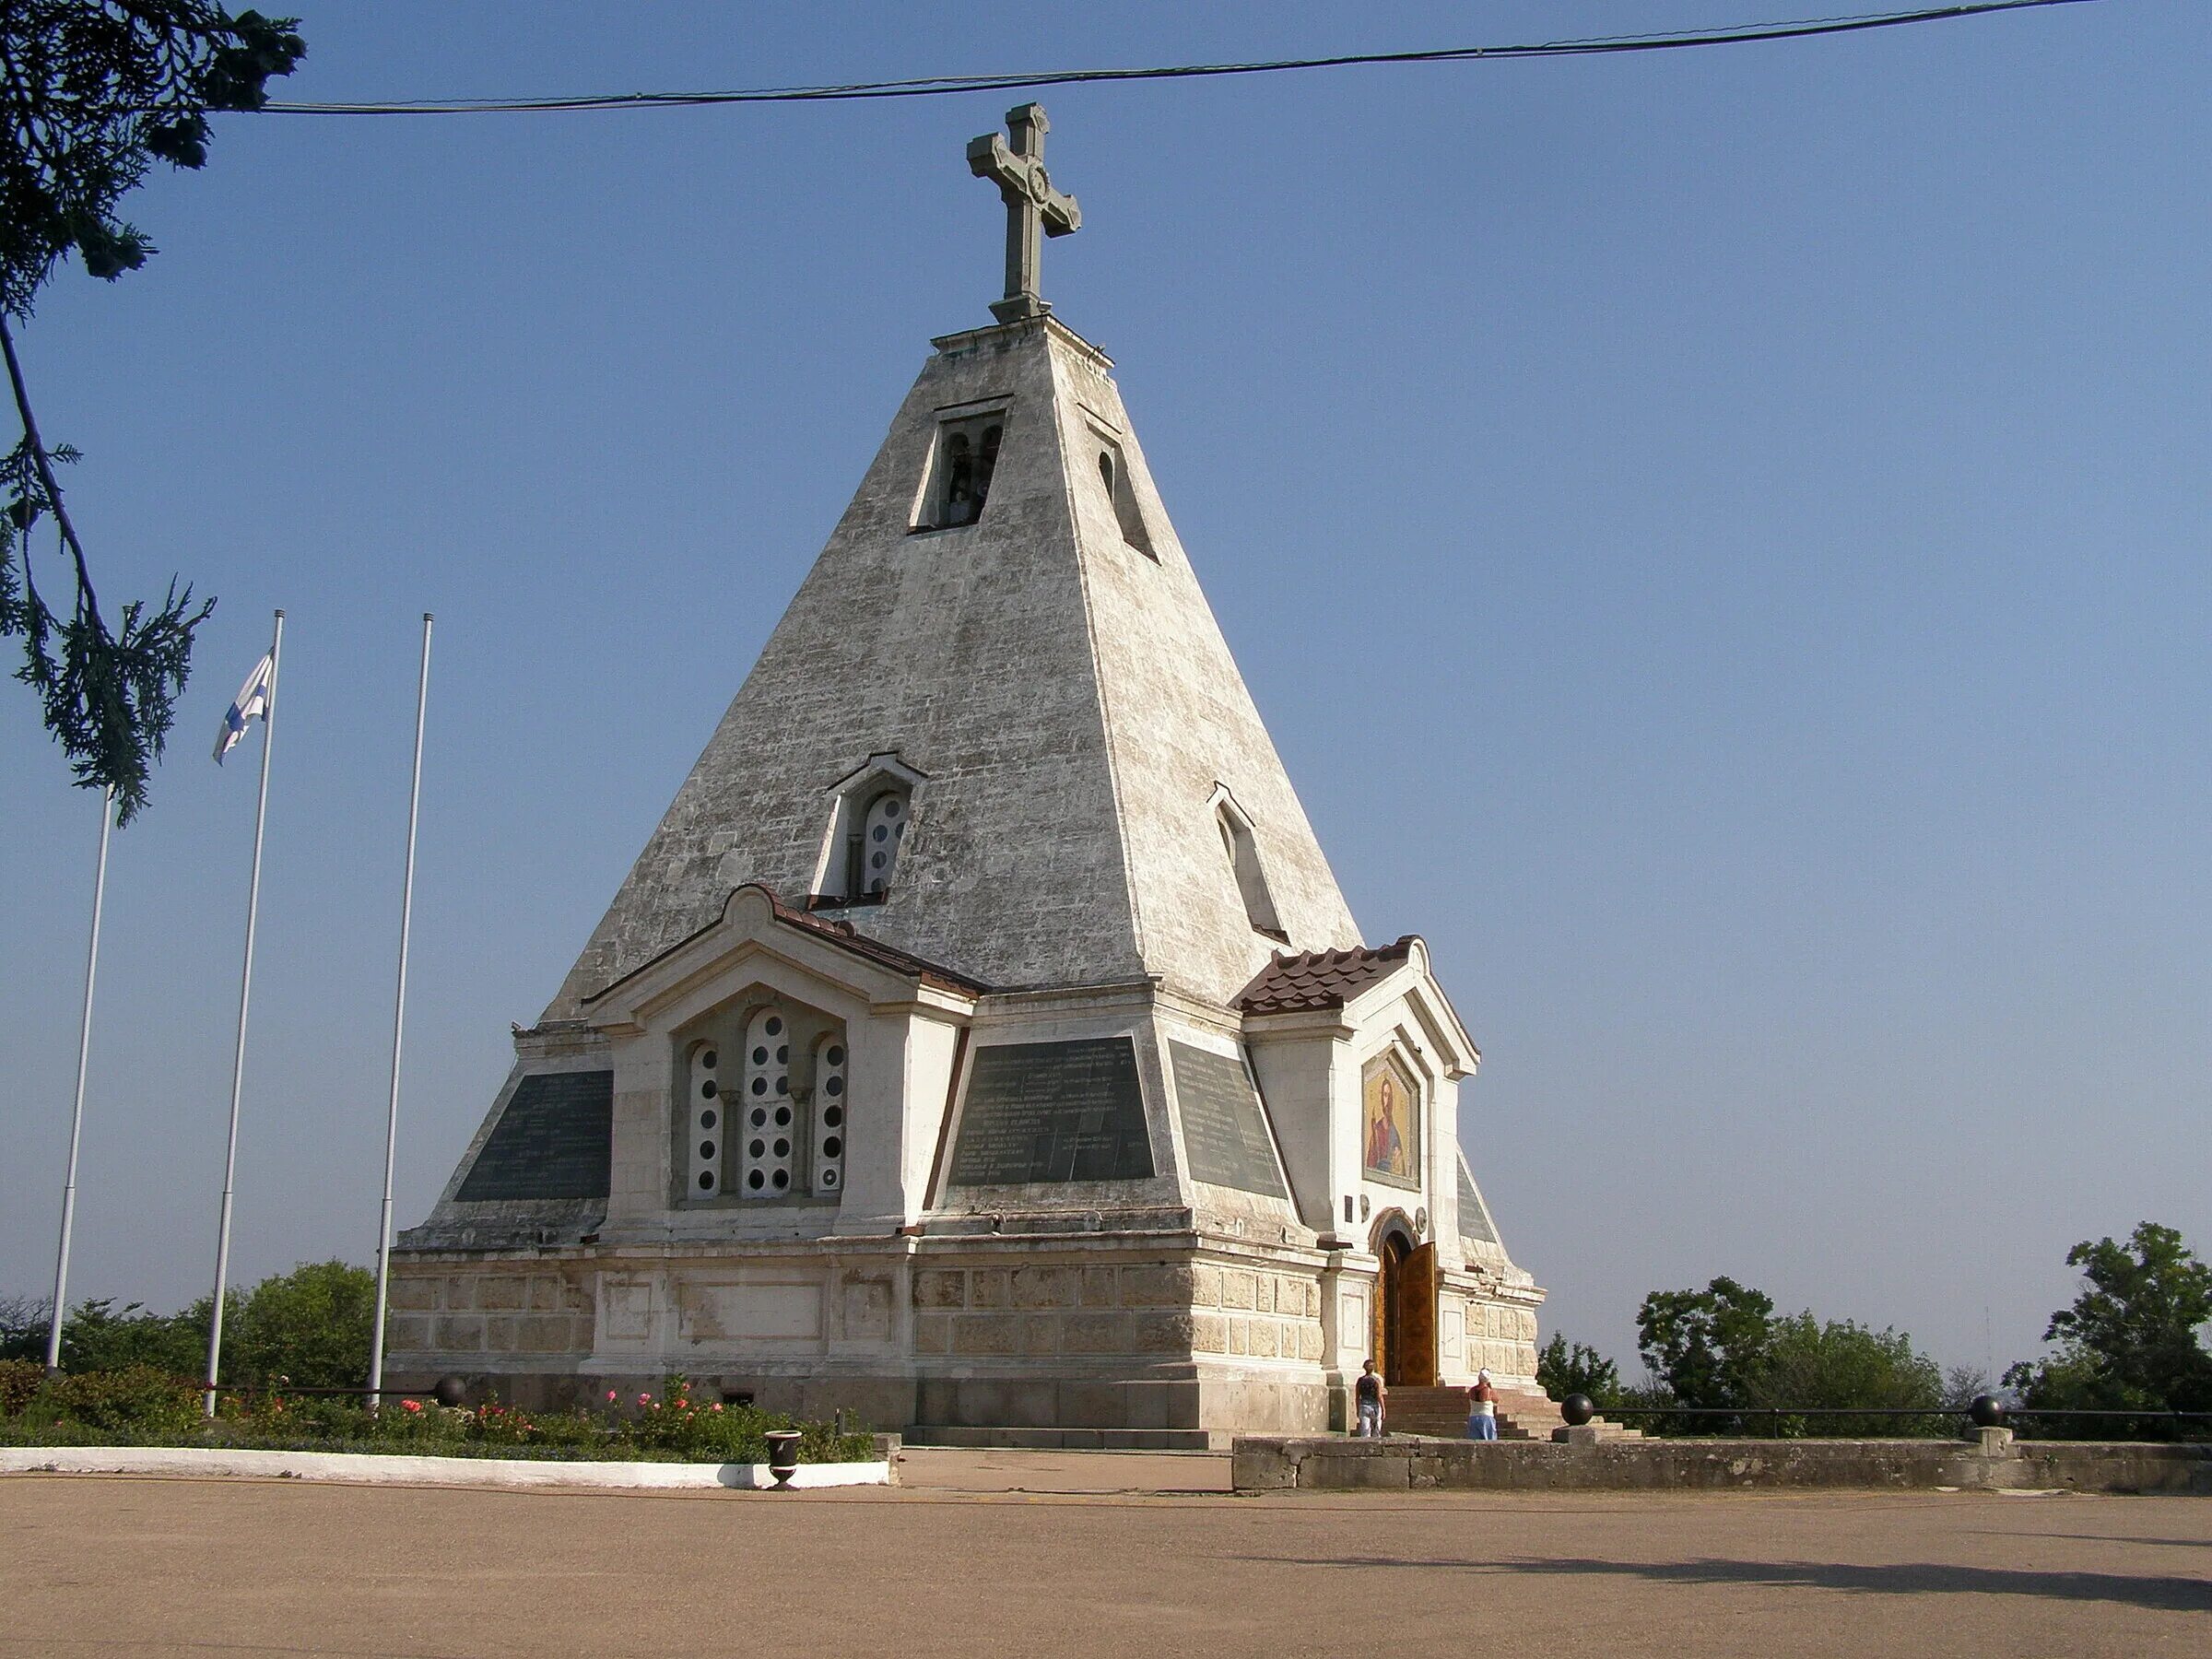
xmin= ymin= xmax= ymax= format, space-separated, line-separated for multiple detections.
xmin=1232 ymin=1555 xmax=2211 ymax=1615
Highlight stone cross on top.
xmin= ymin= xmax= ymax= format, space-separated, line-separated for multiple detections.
xmin=968 ymin=102 xmax=1081 ymax=324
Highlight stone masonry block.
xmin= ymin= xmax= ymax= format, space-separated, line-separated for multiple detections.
xmin=1194 ymin=1312 xmax=1228 ymax=1354
xmin=387 ymin=1277 xmax=436 ymax=1312
xmin=388 ymin=1313 xmax=434 ymax=1349
xmin=970 ymin=1270 xmax=1013 ymax=1309
xmin=1012 ymin=1266 xmax=1082 ymax=1309
xmin=1016 ymin=1314 xmax=1061 ymax=1356
xmin=914 ymin=1314 xmax=952 ymax=1354
xmin=432 ymin=1316 xmax=485 ymax=1351
xmin=483 ymin=1316 xmax=520 ymax=1353
xmin=914 ymin=1269 xmax=967 ymax=1310
xmin=953 ymin=1314 xmax=1018 ymax=1356
xmin=1119 ymin=1265 xmax=1194 ymax=1308
xmin=515 ymin=1315 xmax=575 ymax=1354
xmin=1064 ymin=1312 xmax=1137 ymax=1354
xmin=1222 ymin=1270 xmax=1257 ymax=1311
xmin=1228 ymin=1317 xmax=1250 ymax=1356
xmin=1249 ymin=1319 xmax=1279 ymax=1359
xmin=1253 ymin=1275 xmax=1276 ymax=1314
xmin=474 ymin=1278 xmax=526 ymax=1312
xmin=1081 ymin=1267 xmax=1118 ymax=1307
xmin=1299 ymin=1324 xmax=1324 ymax=1361
xmin=1192 ymin=1264 xmax=1223 ymax=1306
xmin=1134 ymin=1311 xmax=1194 ymax=1354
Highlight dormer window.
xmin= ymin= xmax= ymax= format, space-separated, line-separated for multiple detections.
xmin=915 ymin=409 xmax=1006 ymax=531
xmin=1209 ymin=784 xmax=1285 ymax=940
xmin=811 ymin=753 xmax=925 ymax=907
xmin=1095 ymin=437 xmax=1155 ymax=558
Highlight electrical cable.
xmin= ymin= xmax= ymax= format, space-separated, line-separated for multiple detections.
xmin=261 ymin=1 xmax=2100 ymax=117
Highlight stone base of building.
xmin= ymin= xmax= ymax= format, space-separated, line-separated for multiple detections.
xmin=385 ymin=1231 xmax=1537 ymax=1446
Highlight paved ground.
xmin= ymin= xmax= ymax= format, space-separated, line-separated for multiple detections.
xmin=4 ymin=1453 xmax=2207 ymax=1656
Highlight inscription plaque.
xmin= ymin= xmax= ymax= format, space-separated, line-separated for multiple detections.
xmin=1169 ymin=1041 xmax=1288 ymax=1198
xmin=457 ymin=1070 xmax=614 ymax=1201
xmin=947 ymin=1037 xmax=1152 ymax=1185
xmin=1456 ymin=1150 xmax=1498 ymax=1244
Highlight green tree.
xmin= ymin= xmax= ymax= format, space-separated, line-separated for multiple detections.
xmin=1636 ymin=1276 xmax=1775 ymax=1427
xmin=2004 ymin=1222 xmax=2212 ymax=1439
xmin=54 ymin=1296 xmax=206 ymax=1375
xmin=1 ymin=3 xmax=304 ymax=819
xmin=0 ymin=1294 xmax=51 ymax=1362
xmin=1535 ymin=1332 xmax=1621 ymax=1410
xmin=1748 ymin=1312 xmax=1947 ymax=1436
xmin=224 ymin=1259 xmax=372 ymax=1390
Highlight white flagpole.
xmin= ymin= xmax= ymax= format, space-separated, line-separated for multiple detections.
xmin=205 ymin=608 xmax=283 ymax=1417
xmin=369 ymin=613 xmax=432 ymax=1403
xmin=45 ymin=785 xmax=115 ymax=1374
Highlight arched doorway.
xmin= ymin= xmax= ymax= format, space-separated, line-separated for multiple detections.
xmin=1371 ymin=1217 xmax=1438 ymax=1386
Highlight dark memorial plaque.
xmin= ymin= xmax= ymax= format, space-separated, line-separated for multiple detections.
xmin=1457 ymin=1152 xmax=1498 ymax=1244
xmin=947 ymin=1038 xmax=1152 ymax=1185
xmin=457 ymin=1071 xmax=614 ymax=1201
xmin=1169 ymin=1041 xmax=1288 ymax=1198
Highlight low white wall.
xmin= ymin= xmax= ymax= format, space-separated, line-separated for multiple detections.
xmin=0 ymin=1446 xmax=891 ymax=1491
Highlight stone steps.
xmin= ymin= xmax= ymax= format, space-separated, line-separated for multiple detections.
xmin=1377 ymin=1384 xmax=1646 ymax=1443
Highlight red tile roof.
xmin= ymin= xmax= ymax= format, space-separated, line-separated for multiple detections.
xmin=1235 ymin=936 xmax=1418 ymax=1015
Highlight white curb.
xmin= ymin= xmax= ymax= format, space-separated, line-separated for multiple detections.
xmin=0 ymin=1446 xmax=892 ymax=1490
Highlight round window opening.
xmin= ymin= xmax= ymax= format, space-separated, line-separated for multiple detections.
xmin=773 ymin=1105 xmax=792 ymax=1127
xmin=825 ymin=1077 xmax=844 ymax=1098
xmin=700 ymin=1079 xmax=717 ymax=1099
xmin=749 ymin=1138 xmax=766 ymax=1159
xmin=823 ymin=1135 xmax=842 ymax=1158
xmin=698 ymin=1172 xmax=713 ymax=1191
xmin=747 ymin=1170 xmax=764 ymax=1191
xmin=823 ymin=1104 xmax=843 ymax=1128
xmin=774 ymin=1137 xmax=791 ymax=1158
xmin=765 ymin=1017 xmax=783 ymax=1037
xmin=699 ymin=1140 xmax=714 ymax=1160
xmin=700 ymin=1109 xmax=717 ymax=1130
xmin=827 ymin=1045 xmax=845 ymax=1066
xmin=701 ymin=1051 xmax=717 ymax=1069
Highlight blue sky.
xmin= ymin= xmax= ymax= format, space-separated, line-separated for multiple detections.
xmin=3 ymin=1 xmax=2205 ymax=1380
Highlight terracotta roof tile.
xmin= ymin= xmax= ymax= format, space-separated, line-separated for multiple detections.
xmin=1234 ymin=935 xmax=1418 ymax=1015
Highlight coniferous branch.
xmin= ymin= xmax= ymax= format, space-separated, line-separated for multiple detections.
xmin=0 ymin=3 xmax=303 ymax=820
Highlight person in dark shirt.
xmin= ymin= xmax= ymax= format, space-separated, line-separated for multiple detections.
xmin=1354 ymin=1359 xmax=1385 ymax=1438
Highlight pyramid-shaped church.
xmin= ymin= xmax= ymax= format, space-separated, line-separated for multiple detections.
xmin=392 ymin=106 xmax=1547 ymax=1444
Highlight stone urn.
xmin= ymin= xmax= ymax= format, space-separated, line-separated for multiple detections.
xmin=764 ymin=1429 xmax=803 ymax=1488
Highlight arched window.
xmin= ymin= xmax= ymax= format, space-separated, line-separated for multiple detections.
xmin=736 ymin=1006 xmax=795 ymax=1198
xmin=859 ymin=790 xmax=908 ymax=897
xmin=925 ymin=414 xmax=1005 ymax=529
xmin=1095 ymin=437 xmax=1155 ymax=557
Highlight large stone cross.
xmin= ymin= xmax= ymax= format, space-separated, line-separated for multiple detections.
xmin=968 ymin=103 xmax=1081 ymax=324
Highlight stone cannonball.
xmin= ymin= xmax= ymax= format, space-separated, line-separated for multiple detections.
xmin=432 ymin=1375 xmax=468 ymax=1408
xmin=1968 ymin=1393 xmax=2006 ymax=1429
xmin=1561 ymin=1393 xmax=1596 ymax=1427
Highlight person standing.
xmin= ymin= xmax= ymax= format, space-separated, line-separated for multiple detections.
xmin=1467 ymin=1368 xmax=1499 ymax=1441
xmin=1355 ymin=1359 xmax=1385 ymax=1438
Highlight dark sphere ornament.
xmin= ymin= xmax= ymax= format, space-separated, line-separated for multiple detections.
xmin=432 ymin=1375 xmax=468 ymax=1409
xmin=1968 ymin=1393 xmax=2006 ymax=1429
xmin=1561 ymin=1393 xmax=1596 ymax=1427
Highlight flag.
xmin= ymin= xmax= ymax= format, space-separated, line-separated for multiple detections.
xmin=213 ymin=653 xmax=274 ymax=763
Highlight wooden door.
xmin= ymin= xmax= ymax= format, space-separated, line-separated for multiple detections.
xmin=1398 ymin=1241 xmax=1439 ymax=1386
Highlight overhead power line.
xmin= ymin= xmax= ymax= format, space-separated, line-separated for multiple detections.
xmin=265 ymin=1 xmax=2098 ymax=117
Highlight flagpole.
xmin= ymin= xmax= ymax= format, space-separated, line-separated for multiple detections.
xmin=205 ymin=608 xmax=283 ymax=1418
xmin=45 ymin=786 xmax=115 ymax=1374
xmin=368 ymin=613 xmax=432 ymax=1404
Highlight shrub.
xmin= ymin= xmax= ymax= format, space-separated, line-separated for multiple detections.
xmin=0 ymin=1357 xmax=45 ymax=1418
xmin=27 ymin=1365 xmax=201 ymax=1439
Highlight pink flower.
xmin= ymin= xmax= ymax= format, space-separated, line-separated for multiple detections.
xmin=711 ymin=1403 xmax=724 ymax=1413
xmin=402 ymin=1399 xmax=423 ymax=1414
xmin=638 ymin=1393 xmax=652 ymax=1406
xmin=606 ymin=1390 xmax=618 ymax=1402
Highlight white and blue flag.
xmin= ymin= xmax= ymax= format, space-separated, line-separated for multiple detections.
xmin=212 ymin=652 xmax=275 ymax=763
